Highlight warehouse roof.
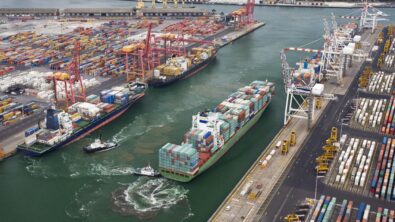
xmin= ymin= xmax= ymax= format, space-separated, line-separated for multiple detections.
xmin=63 ymin=8 xmax=133 ymax=13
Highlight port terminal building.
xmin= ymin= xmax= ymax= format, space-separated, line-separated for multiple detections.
xmin=0 ymin=8 xmax=59 ymax=17
xmin=63 ymin=8 xmax=133 ymax=17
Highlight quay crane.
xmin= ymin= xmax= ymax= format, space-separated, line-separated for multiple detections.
xmin=122 ymin=23 xmax=214 ymax=82
xmin=229 ymin=0 xmax=255 ymax=29
xmin=46 ymin=41 xmax=86 ymax=110
xmin=340 ymin=0 xmax=388 ymax=33
xmin=280 ymin=8 xmax=384 ymax=128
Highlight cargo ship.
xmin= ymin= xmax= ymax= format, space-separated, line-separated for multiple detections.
xmin=159 ymin=80 xmax=275 ymax=182
xmin=17 ymin=82 xmax=147 ymax=157
xmin=148 ymin=46 xmax=216 ymax=87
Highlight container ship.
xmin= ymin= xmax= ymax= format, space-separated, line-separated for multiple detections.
xmin=17 ymin=81 xmax=147 ymax=157
xmin=148 ymin=46 xmax=216 ymax=87
xmin=159 ymin=80 xmax=275 ymax=182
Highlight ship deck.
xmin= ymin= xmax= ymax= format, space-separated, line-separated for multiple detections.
xmin=75 ymin=120 xmax=90 ymax=128
xmin=18 ymin=142 xmax=50 ymax=152
xmin=209 ymin=27 xmax=382 ymax=222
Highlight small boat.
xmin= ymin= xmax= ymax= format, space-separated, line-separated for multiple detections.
xmin=83 ymin=135 xmax=117 ymax=153
xmin=134 ymin=164 xmax=160 ymax=177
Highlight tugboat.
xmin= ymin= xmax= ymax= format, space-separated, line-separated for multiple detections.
xmin=83 ymin=135 xmax=117 ymax=153
xmin=134 ymin=164 xmax=160 ymax=177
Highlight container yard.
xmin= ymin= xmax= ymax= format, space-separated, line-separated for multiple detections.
xmin=359 ymin=70 xmax=395 ymax=96
xmin=348 ymin=97 xmax=387 ymax=132
xmin=0 ymin=95 xmax=41 ymax=127
xmin=325 ymin=135 xmax=378 ymax=196
xmin=259 ymin=25 xmax=395 ymax=222
xmin=379 ymin=26 xmax=395 ymax=72
xmin=284 ymin=195 xmax=395 ymax=222
xmin=211 ymin=4 xmax=389 ymax=221
xmin=0 ymin=0 xmax=265 ymax=161
xmin=370 ymin=137 xmax=395 ymax=202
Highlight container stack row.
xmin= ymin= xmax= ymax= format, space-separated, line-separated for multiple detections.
xmin=162 ymin=19 xmax=224 ymax=37
xmin=67 ymin=85 xmax=133 ymax=122
xmin=351 ymin=98 xmax=386 ymax=131
xmin=0 ymin=95 xmax=39 ymax=126
xmin=381 ymin=96 xmax=395 ymax=135
xmin=184 ymin=130 xmax=214 ymax=153
xmin=100 ymin=86 xmax=133 ymax=105
xmin=384 ymin=35 xmax=395 ymax=68
xmin=384 ymin=53 xmax=395 ymax=69
xmin=366 ymin=71 xmax=395 ymax=95
xmin=307 ymin=195 xmax=394 ymax=222
xmin=158 ymin=143 xmax=199 ymax=176
xmin=333 ymin=136 xmax=377 ymax=190
xmin=370 ymin=137 xmax=395 ymax=201
xmin=0 ymin=20 xmax=146 ymax=78
xmin=0 ymin=66 xmax=15 ymax=76
xmin=35 ymin=76 xmax=100 ymax=101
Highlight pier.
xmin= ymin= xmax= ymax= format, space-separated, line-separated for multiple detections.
xmin=209 ymin=26 xmax=381 ymax=222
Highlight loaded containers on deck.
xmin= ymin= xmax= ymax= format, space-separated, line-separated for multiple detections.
xmin=148 ymin=46 xmax=216 ymax=87
xmin=159 ymin=80 xmax=275 ymax=182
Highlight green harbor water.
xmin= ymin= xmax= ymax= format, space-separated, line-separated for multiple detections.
xmin=1 ymin=1 xmax=395 ymax=221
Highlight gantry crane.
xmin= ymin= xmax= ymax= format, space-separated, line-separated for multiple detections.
xmin=359 ymin=0 xmax=388 ymax=33
xmin=322 ymin=13 xmax=367 ymax=85
xmin=47 ymin=41 xmax=85 ymax=110
xmin=281 ymin=46 xmax=336 ymax=128
xmin=122 ymin=23 xmax=157 ymax=82
xmin=340 ymin=0 xmax=388 ymax=33
xmin=229 ymin=0 xmax=255 ymax=29
xmin=281 ymin=13 xmax=370 ymax=127
xmin=122 ymin=23 xmax=214 ymax=82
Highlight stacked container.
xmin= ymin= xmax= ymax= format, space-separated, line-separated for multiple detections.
xmin=159 ymin=80 xmax=275 ymax=176
xmin=0 ymin=96 xmax=38 ymax=126
xmin=162 ymin=19 xmax=224 ymax=37
xmin=296 ymin=195 xmax=395 ymax=221
xmin=352 ymin=97 xmax=386 ymax=131
xmin=370 ymin=137 xmax=395 ymax=201
xmin=184 ymin=130 xmax=214 ymax=153
xmin=100 ymin=87 xmax=131 ymax=105
xmin=366 ymin=71 xmax=394 ymax=95
xmin=158 ymin=143 xmax=199 ymax=175
xmin=381 ymin=96 xmax=395 ymax=135
xmin=334 ymin=136 xmax=376 ymax=189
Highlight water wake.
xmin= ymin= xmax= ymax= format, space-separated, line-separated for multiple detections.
xmin=112 ymin=114 xmax=166 ymax=144
xmin=86 ymin=163 xmax=135 ymax=176
xmin=65 ymin=182 xmax=102 ymax=220
xmin=112 ymin=177 xmax=190 ymax=220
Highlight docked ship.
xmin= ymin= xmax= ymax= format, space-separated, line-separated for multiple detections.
xmin=17 ymin=82 xmax=147 ymax=157
xmin=159 ymin=80 xmax=275 ymax=182
xmin=148 ymin=46 xmax=216 ymax=87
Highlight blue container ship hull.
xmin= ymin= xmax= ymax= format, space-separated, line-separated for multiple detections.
xmin=17 ymin=94 xmax=144 ymax=157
